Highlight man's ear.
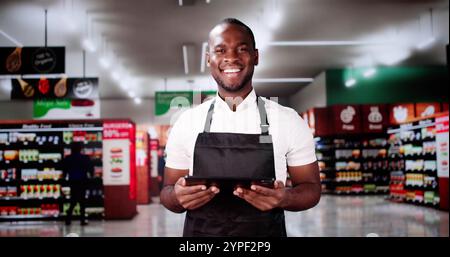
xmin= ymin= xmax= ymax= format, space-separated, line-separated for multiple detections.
xmin=206 ymin=51 xmax=211 ymax=67
xmin=254 ymin=49 xmax=259 ymax=66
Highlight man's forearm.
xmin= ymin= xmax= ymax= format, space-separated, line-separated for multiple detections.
xmin=160 ymin=185 xmax=186 ymax=213
xmin=279 ymin=182 xmax=321 ymax=212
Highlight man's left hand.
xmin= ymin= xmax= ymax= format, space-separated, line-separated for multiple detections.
xmin=233 ymin=181 xmax=286 ymax=211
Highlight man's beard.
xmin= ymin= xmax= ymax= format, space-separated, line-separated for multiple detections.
xmin=212 ymin=70 xmax=254 ymax=93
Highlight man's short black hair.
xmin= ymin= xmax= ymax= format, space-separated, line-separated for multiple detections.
xmin=219 ymin=18 xmax=256 ymax=49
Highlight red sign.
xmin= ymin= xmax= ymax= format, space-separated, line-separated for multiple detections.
xmin=309 ymin=107 xmax=332 ymax=137
xmin=103 ymin=122 xmax=132 ymax=139
xmin=415 ymin=102 xmax=441 ymax=119
xmin=331 ymin=105 xmax=361 ymax=134
xmin=389 ymin=103 xmax=415 ymax=125
xmin=436 ymin=115 xmax=449 ymax=133
xmin=361 ymin=104 xmax=388 ymax=133
xmin=442 ymin=102 xmax=449 ymax=112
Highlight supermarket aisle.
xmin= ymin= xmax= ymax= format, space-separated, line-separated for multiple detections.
xmin=0 ymin=195 xmax=448 ymax=237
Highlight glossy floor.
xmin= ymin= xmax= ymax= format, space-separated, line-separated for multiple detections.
xmin=0 ymin=195 xmax=448 ymax=237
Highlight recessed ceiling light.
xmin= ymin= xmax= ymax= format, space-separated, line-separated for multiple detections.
xmin=134 ymin=97 xmax=142 ymax=105
xmin=345 ymin=78 xmax=357 ymax=87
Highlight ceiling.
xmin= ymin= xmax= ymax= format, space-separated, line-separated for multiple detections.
xmin=0 ymin=0 xmax=449 ymax=99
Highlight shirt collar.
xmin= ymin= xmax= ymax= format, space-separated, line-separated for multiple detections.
xmin=214 ymin=88 xmax=257 ymax=112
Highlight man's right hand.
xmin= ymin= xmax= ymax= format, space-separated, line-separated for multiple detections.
xmin=174 ymin=177 xmax=220 ymax=210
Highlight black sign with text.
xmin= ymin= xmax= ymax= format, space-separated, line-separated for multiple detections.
xmin=0 ymin=47 xmax=65 ymax=75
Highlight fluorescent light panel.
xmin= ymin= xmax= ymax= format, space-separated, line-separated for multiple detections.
xmin=183 ymin=45 xmax=189 ymax=74
xmin=0 ymin=30 xmax=24 ymax=47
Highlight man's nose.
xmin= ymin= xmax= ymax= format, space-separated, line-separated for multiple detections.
xmin=224 ymin=49 xmax=239 ymax=62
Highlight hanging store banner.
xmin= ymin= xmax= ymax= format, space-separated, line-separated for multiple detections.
xmin=33 ymin=99 xmax=100 ymax=120
xmin=0 ymin=47 xmax=65 ymax=75
xmin=10 ymin=77 xmax=98 ymax=99
xmin=435 ymin=115 xmax=449 ymax=178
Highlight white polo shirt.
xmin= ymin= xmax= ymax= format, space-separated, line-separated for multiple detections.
xmin=165 ymin=89 xmax=317 ymax=183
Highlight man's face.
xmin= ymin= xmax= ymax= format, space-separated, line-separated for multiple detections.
xmin=207 ymin=24 xmax=258 ymax=93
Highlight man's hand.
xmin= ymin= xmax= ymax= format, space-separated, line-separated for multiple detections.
xmin=233 ymin=181 xmax=286 ymax=211
xmin=174 ymin=177 xmax=220 ymax=210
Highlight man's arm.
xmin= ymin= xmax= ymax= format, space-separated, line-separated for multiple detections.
xmin=160 ymin=167 xmax=220 ymax=213
xmin=279 ymin=161 xmax=321 ymax=211
xmin=160 ymin=167 xmax=189 ymax=213
xmin=234 ymin=161 xmax=321 ymax=212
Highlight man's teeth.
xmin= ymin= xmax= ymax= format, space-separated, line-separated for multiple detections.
xmin=223 ymin=69 xmax=241 ymax=73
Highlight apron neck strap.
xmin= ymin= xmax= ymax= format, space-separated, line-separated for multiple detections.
xmin=203 ymin=96 xmax=269 ymax=135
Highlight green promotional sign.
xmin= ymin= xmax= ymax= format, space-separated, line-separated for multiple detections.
xmin=155 ymin=91 xmax=216 ymax=116
xmin=33 ymin=99 xmax=71 ymax=118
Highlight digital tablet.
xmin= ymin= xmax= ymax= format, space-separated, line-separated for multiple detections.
xmin=184 ymin=176 xmax=275 ymax=190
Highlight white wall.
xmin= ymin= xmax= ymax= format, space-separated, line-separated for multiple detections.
xmin=288 ymin=72 xmax=327 ymax=113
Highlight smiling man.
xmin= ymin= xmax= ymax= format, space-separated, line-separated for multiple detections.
xmin=160 ymin=18 xmax=321 ymax=237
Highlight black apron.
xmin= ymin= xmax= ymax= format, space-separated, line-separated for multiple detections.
xmin=183 ymin=96 xmax=287 ymax=237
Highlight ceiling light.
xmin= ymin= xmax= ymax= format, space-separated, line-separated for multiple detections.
xmin=182 ymin=45 xmax=189 ymax=75
xmin=128 ymin=91 xmax=136 ymax=98
xmin=363 ymin=68 xmax=377 ymax=78
xmin=134 ymin=97 xmax=142 ymax=105
xmin=345 ymin=78 xmax=357 ymax=87
xmin=178 ymin=0 xmax=183 ymax=6
xmin=81 ymin=38 xmax=97 ymax=53
xmin=200 ymin=42 xmax=208 ymax=73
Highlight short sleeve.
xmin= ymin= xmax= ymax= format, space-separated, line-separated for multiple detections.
xmin=286 ymin=112 xmax=317 ymax=166
xmin=164 ymin=110 xmax=191 ymax=170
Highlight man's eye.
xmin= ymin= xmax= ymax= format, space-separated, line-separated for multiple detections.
xmin=238 ymin=47 xmax=248 ymax=52
xmin=215 ymin=49 xmax=225 ymax=53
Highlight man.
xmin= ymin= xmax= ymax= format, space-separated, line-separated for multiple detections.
xmin=62 ymin=141 xmax=94 ymax=226
xmin=160 ymin=18 xmax=320 ymax=237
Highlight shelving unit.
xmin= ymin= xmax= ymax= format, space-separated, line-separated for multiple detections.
xmin=0 ymin=122 xmax=105 ymax=220
xmin=316 ymin=134 xmax=390 ymax=195
xmin=387 ymin=118 xmax=440 ymax=208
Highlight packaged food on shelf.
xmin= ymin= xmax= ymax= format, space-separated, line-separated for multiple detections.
xmin=6 ymin=186 xmax=17 ymax=197
xmin=15 ymin=133 xmax=36 ymax=143
xmin=423 ymin=176 xmax=437 ymax=188
xmin=424 ymin=160 xmax=437 ymax=171
xmin=402 ymin=144 xmax=423 ymax=156
xmin=63 ymin=131 xmax=73 ymax=145
xmin=0 ymin=187 xmax=7 ymax=197
xmin=423 ymin=141 xmax=436 ymax=155
xmin=38 ymin=153 xmax=62 ymax=162
xmin=421 ymin=127 xmax=436 ymax=140
xmin=1 ymin=168 xmax=16 ymax=181
xmin=19 ymin=149 xmax=39 ymax=162
xmin=0 ymin=151 xmax=3 ymax=161
xmin=363 ymin=184 xmax=376 ymax=192
xmin=21 ymin=169 xmax=38 ymax=180
xmin=94 ymin=166 xmax=103 ymax=178
xmin=405 ymin=160 xmax=424 ymax=171
xmin=3 ymin=150 xmax=19 ymax=161
xmin=0 ymin=133 xmax=8 ymax=144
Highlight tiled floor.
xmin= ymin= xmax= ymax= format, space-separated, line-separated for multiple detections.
xmin=0 ymin=195 xmax=448 ymax=237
